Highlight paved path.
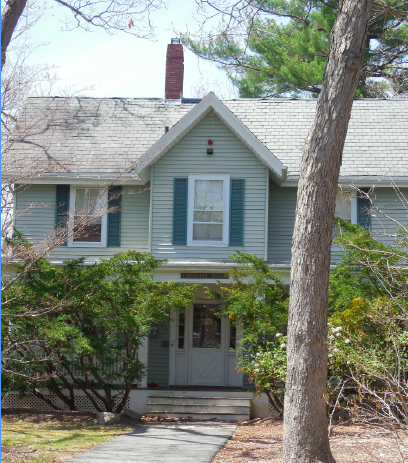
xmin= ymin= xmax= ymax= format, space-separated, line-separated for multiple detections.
xmin=67 ymin=422 xmax=236 ymax=463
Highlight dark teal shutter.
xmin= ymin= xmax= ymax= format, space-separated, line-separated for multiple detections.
xmin=107 ymin=186 xmax=122 ymax=246
xmin=56 ymin=185 xmax=70 ymax=246
xmin=229 ymin=179 xmax=245 ymax=246
xmin=357 ymin=189 xmax=371 ymax=231
xmin=173 ymin=178 xmax=188 ymax=245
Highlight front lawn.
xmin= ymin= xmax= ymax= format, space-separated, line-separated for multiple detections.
xmin=1 ymin=408 xmax=136 ymax=462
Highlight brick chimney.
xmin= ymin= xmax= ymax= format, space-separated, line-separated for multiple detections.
xmin=165 ymin=39 xmax=184 ymax=100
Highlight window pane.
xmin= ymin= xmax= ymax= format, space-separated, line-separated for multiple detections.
xmin=73 ymin=217 xmax=102 ymax=242
xmin=193 ymin=211 xmax=223 ymax=223
xmin=74 ymin=188 xmax=103 ymax=243
xmin=192 ymin=304 xmax=221 ymax=348
xmin=193 ymin=224 xmax=223 ymax=241
xmin=335 ymin=193 xmax=351 ymax=221
xmin=194 ymin=180 xmax=223 ymax=211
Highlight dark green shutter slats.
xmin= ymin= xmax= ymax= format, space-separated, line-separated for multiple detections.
xmin=173 ymin=178 xmax=188 ymax=245
xmin=56 ymin=185 xmax=70 ymax=246
xmin=357 ymin=189 xmax=371 ymax=231
xmin=107 ymin=186 xmax=122 ymax=246
xmin=229 ymin=179 xmax=245 ymax=246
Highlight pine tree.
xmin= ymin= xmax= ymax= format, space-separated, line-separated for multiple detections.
xmin=184 ymin=0 xmax=408 ymax=98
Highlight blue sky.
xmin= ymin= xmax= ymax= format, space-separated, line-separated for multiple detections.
xmin=19 ymin=0 xmax=236 ymax=98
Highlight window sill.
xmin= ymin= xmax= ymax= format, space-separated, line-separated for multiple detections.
xmin=187 ymin=242 xmax=229 ymax=247
xmin=67 ymin=242 xmax=107 ymax=248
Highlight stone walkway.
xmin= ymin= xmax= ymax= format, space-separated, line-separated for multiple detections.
xmin=67 ymin=422 xmax=236 ymax=463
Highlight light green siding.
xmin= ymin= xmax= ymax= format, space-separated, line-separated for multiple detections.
xmin=268 ymin=182 xmax=297 ymax=262
xmin=147 ymin=322 xmax=170 ymax=387
xmin=14 ymin=184 xmax=57 ymax=244
xmin=371 ymin=188 xmax=408 ymax=244
xmin=267 ymin=183 xmax=345 ymax=263
xmin=151 ymin=112 xmax=268 ymax=261
xmin=15 ymin=184 xmax=150 ymax=259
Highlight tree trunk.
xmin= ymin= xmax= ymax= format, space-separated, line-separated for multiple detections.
xmin=283 ymin=0 xmax=374 ymax=462
xmin=1 ymin=0 xmax=27 ymax=69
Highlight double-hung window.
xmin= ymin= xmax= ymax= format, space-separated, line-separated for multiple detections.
xmin=187 ymin=174 xmax=230 ymax=246
xmin=68 ymin=187 xmax=108 ymax=247
xmin=335 ymin=191 xmax=357 ymax=224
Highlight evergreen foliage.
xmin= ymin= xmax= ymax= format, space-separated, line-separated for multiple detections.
xmin=184 ymin=0 xmax=408 ymax=97
xmin=2 ymin=251 xmax=197 ymax=412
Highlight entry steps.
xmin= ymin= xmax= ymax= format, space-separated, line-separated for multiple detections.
xmin=146 ymin=395 xmax=251 ymax=421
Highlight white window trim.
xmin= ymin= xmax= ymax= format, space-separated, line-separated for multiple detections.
xmin=350 ymin=191 xmax=357 ymax=224
xmin=187 ymin=174 xmax=230 ymax=247
xmin=67 ymin=187 xmax=108 ymax=247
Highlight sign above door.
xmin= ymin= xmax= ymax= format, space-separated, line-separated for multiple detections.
xmin=180 ymin=273 xmax=229 ymax=279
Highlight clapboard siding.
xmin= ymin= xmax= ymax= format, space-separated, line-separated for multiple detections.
xmin=15 ymin=185 xmax=150 ymax=259
xmin=268 ymin=183 xmax=297 ymax=262
xmin=371 ymin=188 xmax=408 ymax=245
xmin=15 ymin=184 xmax=57 ymax=243
xmin=151 ymin=112 xmax=268 ymax=260
xmin=147 ymin=322 xmax=170 ymax=387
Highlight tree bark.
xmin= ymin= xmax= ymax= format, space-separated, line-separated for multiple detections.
xmin=283 ymin=0 xmax=374 ymax=462
xmin=1 ymin=0 xmax=27 ymax=69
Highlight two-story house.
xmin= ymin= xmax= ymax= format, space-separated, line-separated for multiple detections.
xmin=5 ymin=40 xmax=408 ymax=419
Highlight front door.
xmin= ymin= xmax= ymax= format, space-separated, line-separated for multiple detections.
xmin=188 ymin=304 xmax=227 ymax=386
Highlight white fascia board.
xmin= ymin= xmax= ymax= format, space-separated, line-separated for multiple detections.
xmin=136 ymin=92 xmax=287 ymax=185
xmin=12 ymin=173 xmax=142 ymax=186
xmin=281 ymin=176 xmax=408 ymax=188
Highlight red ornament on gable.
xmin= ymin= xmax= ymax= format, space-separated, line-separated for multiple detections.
xmin=208 ymin=139 xmax=213 ymax=145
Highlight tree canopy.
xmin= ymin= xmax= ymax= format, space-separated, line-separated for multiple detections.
xmin=183 ymin=0 xmax=408 ymax=98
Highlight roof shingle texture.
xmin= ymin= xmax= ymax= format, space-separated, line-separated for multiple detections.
xmin=7 ymin=97 xmax=408 ymax=178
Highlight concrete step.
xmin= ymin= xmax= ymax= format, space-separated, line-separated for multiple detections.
xmin=147 ymin=396 xmax=250 ymax=407
xmin=146 ymin=395 xmax=251 ymax=421
xmin=144 ymin=411 xmax=249 ymax=421
xmin=146 ymin=404 xmax=250 ymax=414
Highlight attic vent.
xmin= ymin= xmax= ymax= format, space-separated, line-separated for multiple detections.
xmin=165 ymin=126 xmax=169 ymax=133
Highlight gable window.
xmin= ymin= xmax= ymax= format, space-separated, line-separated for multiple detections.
xmin=68 ymin=188 xmax=108 ymax=247
xmin=187 ymin=175 xmax=230 ymax=246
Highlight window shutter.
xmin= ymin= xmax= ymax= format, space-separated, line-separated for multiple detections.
xmin=107 ymin=186 xmax=122 ymax=246
xmin=357 ymin=189 xmax=371 ymax=231
xmin=229 ymin=179 xmax=245 ymax=246
xmin=173 ymin=178 xmax=188 ymax=245
xmin=56 ymin=185 xmax=70 ymax=246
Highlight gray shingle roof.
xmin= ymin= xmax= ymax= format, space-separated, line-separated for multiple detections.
xmin=6 ymin=96 xmax=408 ymax=179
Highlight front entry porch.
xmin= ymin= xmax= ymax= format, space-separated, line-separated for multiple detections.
xmin=169 ymin=303 xmax=243 ymax=388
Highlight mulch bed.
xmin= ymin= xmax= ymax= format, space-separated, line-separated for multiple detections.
xmin=1 ymin=444 xmax=41 ymax=462
xmin=211 ymin=418 xmax=408 ymax=463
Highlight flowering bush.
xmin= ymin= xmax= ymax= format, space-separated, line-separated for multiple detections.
xmin=245 ymin=339 xmax=287 ymax=414
xmin=327 ymin=219 xmax=408 ymax=427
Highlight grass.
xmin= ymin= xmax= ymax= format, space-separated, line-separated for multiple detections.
xmin=1 ymin=410 xmax=136 ymax=462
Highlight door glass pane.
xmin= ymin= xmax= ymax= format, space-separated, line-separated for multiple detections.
xmin=192 ymin=304 xmax=221 ymax=348
xmin=178 ymin=313 xmax=185 ymax=349
xmin=230 ymin=324 xmax=237 ymax=350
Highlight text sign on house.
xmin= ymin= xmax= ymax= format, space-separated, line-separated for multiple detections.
xmin=180 ymin=273 xmax=229 ymax=279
